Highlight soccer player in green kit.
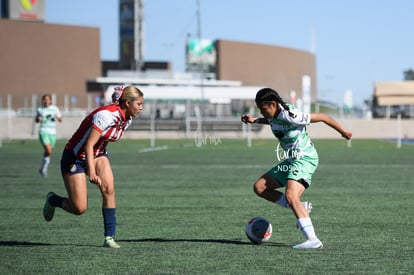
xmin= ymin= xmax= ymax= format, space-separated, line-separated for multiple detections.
xmin=242 ymin=87 xmax=352 ymax=249
xmin=36 ymin=94 xmax=62 ymax=177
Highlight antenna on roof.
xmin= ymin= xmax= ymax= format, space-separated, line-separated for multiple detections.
xmin=310 ymin=25 xmax=316 ymax=54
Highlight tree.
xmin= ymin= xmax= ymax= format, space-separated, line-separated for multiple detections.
xmin=403 ymin=68 xmax=414 ymax=80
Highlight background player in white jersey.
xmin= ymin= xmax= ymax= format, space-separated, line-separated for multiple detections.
xmin=36 ymin=94 xmax=62 ymax=177
xmin=42 ymin=86 xmax=144 ymax=248
xmin=241 ymin=87 xmax=352 ymax=249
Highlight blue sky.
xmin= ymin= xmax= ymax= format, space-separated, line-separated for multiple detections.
xmin=44 ymin=0 xmax=413 ymax=106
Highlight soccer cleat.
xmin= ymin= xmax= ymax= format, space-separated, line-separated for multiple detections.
xmin=293 ymin=239 xmax=323 ymax=249
xmin=303 ymin=201 xmax=312 ymax=214
xmin=39 ymin=169 xmax=48 ymax=177
xmin=103 ymin=236 xmax=120 ymax=249
xmin=43 ymin=192 xmax=56 ymax=221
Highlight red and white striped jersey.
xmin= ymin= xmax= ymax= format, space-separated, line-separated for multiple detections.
xmin=65 ymin=104 xmax=132 ymax=160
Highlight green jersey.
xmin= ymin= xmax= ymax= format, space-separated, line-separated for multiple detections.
xmin=269 ymin=104 xmax=316 ymax=161
xmin=37 ymin=105 xmax=61 ymax=135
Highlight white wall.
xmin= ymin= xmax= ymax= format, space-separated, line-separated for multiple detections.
xmin=1 ymin=116 xmax=413 ymax=141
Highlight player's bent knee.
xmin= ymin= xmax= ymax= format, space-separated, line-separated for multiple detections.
xmin=285 ymin=193 xmax=300 ymax=206
xmin=100 ymin=184 xmax=115 ymax=197
xmin=253 ymin=182 xmax=266 ymax=197
xmin=68 ymin=203 xmax=87 ymax=215
xmin=72 ymin=207 xmax=87 ymax=215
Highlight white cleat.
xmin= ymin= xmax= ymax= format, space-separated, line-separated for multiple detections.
xmin=303 ymin=201 xmax=312 ymax=214
xmin=293 ymin=239 xmax=323 ymax=249
xmin=39 ymin=169 xmax=48 ymax=177
xmin=103 ymin=236 xmax=120 ymax=249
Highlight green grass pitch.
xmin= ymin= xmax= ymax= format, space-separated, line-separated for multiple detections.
xmin=0 ymin=138 xmax=413 ymax=274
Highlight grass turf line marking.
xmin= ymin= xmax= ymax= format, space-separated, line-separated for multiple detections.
xmin=138 ymin=145 xmax=169 ymax=153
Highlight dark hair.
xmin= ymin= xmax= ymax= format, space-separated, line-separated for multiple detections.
xmin=255 ymin=87 xmax=296 ymax=118
xmin=42 ymin=94 xmax=51 ymax=100
xmin=41 ymin=94 xmax=52 ymax=107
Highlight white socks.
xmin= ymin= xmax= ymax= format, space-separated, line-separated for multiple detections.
xmin=41 ymin=156 xmax=50 ymax=172
xmin=276 ymin=193 xmax=318 ymax=241
xmin=297 ymin=217 xmax=318 ymax=240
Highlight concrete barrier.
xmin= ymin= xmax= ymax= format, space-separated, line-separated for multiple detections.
xmin=1 ymin=116 xmax=413 ymax=140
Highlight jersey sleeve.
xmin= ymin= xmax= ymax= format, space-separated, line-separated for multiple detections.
xmin=91 ymin=110 xmax=114 ymax=134
xmin=284 ymin=107 xmax=311 ymax=126
xmin=36 ymin=107 xmax=43 ymax=117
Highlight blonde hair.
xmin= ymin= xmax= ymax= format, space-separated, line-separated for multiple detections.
xmin=112 ymin=85 xmax=143 ymax=105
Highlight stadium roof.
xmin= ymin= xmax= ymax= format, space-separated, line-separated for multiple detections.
xmin=103 ymin=85 xmax=261 ymax=103
xmin=93 ymin=74 xmax=242 ymax=88
xmin=91 ymin=73 xmax=263 ymax=103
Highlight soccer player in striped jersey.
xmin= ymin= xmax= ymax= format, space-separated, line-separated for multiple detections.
xmin=36 ymin=94 xmax=62 ymax=177
xmin=43 ymin=85 xmax=144 ymax=248
xmin=241 ymin=87 xmax=352 ymax=249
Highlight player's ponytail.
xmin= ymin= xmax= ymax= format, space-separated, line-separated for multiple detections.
xmin=255 ymin=88 xmax=296 ymax=118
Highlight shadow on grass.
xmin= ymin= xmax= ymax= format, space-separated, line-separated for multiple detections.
xmin=119 ymin=238 xmax=290 ymax=247
xmin=0 ymin=241 xmax=52 ymax=247
xmin=0 ymin=239 xmax=291 ymax=248
xmin=0 ymin=241 xmax=97 ymax=247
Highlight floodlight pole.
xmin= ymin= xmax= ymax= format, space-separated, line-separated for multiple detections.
xmin=134 ymin=0 xmax=144 ymax=71
xmin=397 ymin=113 xmax=401 ymax=149
xmin=196 ymin=0 xmax=204 ymax=135
xmin=197 ymin=0 xmax=204 ymax=101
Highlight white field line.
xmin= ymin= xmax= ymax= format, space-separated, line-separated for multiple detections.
xmin=138 ymin=145 xmax=169 ymax=153
xmin=117 ymin=163 xmax=411 ymax=169
xmin=158 ymin=163 xmax=412 ymax=169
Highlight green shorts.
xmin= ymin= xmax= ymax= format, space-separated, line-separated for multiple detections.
xmin=39 ymin=132 xmax=57 ymax=148
xmin=267 ymin=155 xmax=319 ymax=188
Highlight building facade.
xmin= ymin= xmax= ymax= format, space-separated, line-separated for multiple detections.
xmin=0 ymin=19 xmax=316 ymax=112
xmin=0 ymin=19 xmax=101 ymax=110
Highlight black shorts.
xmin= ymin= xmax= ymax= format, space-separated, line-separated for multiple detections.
xmin=60 ymin=149 xmax=108 ymax=177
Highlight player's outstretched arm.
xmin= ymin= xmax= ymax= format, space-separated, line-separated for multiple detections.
xmin=241 ymin=114 xmax=269 ymax=125
xmin=310 ymin=113 xmax=352 ymax=140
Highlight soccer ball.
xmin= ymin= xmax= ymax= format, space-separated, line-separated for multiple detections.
xmin=245 ymin=217 xmax=272 ymax=244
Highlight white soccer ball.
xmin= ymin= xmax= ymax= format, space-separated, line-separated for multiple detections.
xmin=245 ymin=217 xmax=272 ymax=244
